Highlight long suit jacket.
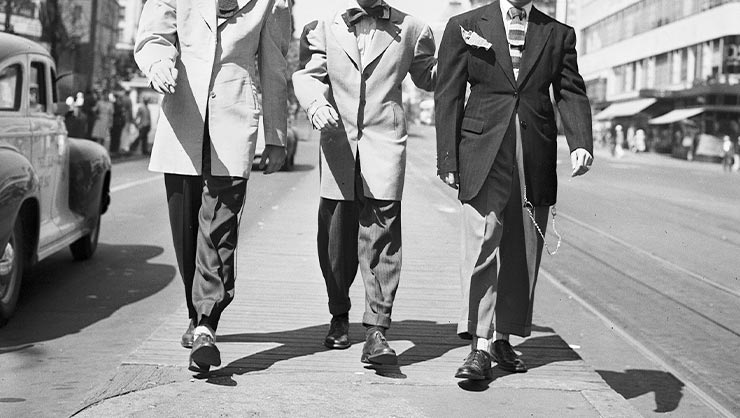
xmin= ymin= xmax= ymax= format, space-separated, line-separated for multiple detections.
xmin=134 ymin=0 xmax=291 ymax=179
xmin=435 ymin=1 xmax=593 ymax=206
xmin=292 ymin=7 xmax=436 ymax=201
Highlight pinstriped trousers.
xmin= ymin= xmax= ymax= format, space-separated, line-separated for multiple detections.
xmin=458 ymin=115 xmax=548 ymax=339
xmin=164 ymin=127 xmax=247 ymax=332
xmin=317 ymin=156 xmax=402 ymax=329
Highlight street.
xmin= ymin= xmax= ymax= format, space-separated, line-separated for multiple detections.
xmin=1 ymin=123 xmax=739 ymax=417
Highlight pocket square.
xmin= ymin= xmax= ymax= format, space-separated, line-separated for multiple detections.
xmin=461 ymin=27 xmax=492 ymax=50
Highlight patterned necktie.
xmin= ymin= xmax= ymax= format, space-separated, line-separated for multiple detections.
xmin=507 ymin=7 xmax=527 ymax=75
xmin=343 ymin=5 xmax=390 ymax=27
xmin=217 ymin=0 xmax=239 ymax=19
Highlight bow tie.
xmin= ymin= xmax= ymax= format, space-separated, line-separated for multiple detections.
xmin=343 ymin=5 xmax=390 ymax=26
xmin=508 ymin=6 xmax=527 ymax=21
xmin=217 ymin=0 xmax=238 ymax=19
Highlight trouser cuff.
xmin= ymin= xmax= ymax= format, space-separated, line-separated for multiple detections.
xmin=457 ymin=320 xmax=494 ymax=340
xmin=362 ymin=311 xmax=391 ymax=329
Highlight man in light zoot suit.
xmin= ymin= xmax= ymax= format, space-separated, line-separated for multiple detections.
xmin=134 ymin=0 xmax=291 ymax=373
xmin=435 ymin=0 xmax=593 ymax=379
xmin=292 ymin=0 xmax=436 ymax=365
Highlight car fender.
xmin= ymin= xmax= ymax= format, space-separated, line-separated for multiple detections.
xmin=67 ymin=138 xmax=111 ymax=225
xmin=0 ymin=145 xmax=39 ymax=251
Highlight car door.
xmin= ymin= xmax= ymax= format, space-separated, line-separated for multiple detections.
xmin=28 ymin=57 xmax=63 ymax=246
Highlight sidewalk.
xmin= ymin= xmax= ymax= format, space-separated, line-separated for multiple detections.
xmin=75 ymin=128 xmax=639 ymax=417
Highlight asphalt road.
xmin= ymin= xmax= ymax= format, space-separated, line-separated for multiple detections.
xmin=1 ymin=123 xmax=738 ymax=417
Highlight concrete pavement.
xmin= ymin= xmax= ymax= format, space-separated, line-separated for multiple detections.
xmin=73 ymin=127 xmax=639 ymax=417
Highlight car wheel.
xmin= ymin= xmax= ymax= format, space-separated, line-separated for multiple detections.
xmin=70 ymin=208 xmax=101 ymax=261
xmin=0 ymin=217 xmax=25 ymax=325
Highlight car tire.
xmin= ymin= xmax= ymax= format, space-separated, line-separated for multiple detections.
xmin=70 ymin=206 xmax=101 ymax=261
xmin=0 ymin=217 xmax=25 ymax=325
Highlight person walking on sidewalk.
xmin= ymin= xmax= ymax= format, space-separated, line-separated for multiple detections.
xmin=129 ymin=97 xmax=152 ymax=155
xmin=292 ymin=0 xmax=436 ymax=365
xmin=91 ymin=90 xmax=115 ymax=151
xmin=134 ymin=0 xmax=291 ymax=373
xmin=435 ymin=0 xmax=593 ymax=379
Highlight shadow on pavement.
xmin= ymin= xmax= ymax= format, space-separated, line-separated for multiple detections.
xmin=204 ymin=320 xmax=468 ymax=385
xmin=457 ymin=333 xmax=582 ymax=392
xmin=0 ymin=244 xmax=175 ymax=348
xmin=597 ymin=369 xmax=684 ymax=413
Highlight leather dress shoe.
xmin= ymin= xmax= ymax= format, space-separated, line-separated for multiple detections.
xmin=181 ymin=320 xmax=195 ymax=349
xmin=188 ymin=357 xmax=210 ymax=373
xmin=190 ymin=334 xmax=221 ymax=370
xmin=492 ymin=339 xmax=526 ymax=373
xmin=455 ymin=349 xmax=492 ymax=380
xmin=324 ymin=315 xmax=350 ymax=349
xmin=361 ymin=329 xmax=397 ymax=365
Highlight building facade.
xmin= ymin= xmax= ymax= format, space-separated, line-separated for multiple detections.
xmin=567 ymin=0 xmax=740 ymax=158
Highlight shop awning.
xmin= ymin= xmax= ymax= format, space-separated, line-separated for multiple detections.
xmin=593 ymin=98 xmax=657 ymax=121
xmin=648 ymin=108 xmax=705 ymax=125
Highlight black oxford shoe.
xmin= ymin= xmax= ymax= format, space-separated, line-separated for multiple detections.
xmin=188 ymin=358 xmax=210 ymax=373
xmin=190 ymin=334 xmax=221 ymax=369
xmin=492 ymin=339 xmax=526 ymax=373
xmin=324 ymin=315 xmax=350 ymax=349
xmin=181 ymin=320 xmax=195 ymax=349
xmin=361 ymin=329 xmax=397 ymax=365
xmin=455 ymin=349 xmax=493 ymax=380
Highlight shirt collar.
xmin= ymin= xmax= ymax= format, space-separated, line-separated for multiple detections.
xmin=500 ymin=0 xmax=533 ymax=20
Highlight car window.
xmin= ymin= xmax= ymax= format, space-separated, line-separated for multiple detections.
xmin=0 ymin=64 xmax=22 ymax=111
xmin=50 ymin=66 xmax=58 ymax=104
xmin=30 ymin=61 xmax=48 ymax=113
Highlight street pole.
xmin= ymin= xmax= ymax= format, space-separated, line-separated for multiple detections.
xmin=4 ymin=0 xmax=13 ymax=33
xmin=88 ymin=0 xmax=99 ymax=89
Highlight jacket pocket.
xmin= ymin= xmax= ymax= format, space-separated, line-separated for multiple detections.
xmin=461 ymin=117 xmax=484 ymax=134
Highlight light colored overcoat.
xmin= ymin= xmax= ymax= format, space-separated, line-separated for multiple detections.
xmin=292 ymin=7 xmax=436 ymax=201
xmin=134 ymin=0 xmax=291 ymax=178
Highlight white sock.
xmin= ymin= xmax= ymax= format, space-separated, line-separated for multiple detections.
xmin=474 ymin=337 xmax=491 ymax=352
xmin=194 ymin=325 xmax=215 ymax=341
xmin=495 ymin=332 xmax=509 ymax=342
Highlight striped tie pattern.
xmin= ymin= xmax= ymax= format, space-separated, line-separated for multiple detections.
xmin=507 ymin=7 xmax=526 ymax=77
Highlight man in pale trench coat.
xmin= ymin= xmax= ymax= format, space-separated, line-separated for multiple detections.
xmin=292 ymin=0 xmax=436 ymax=365
xmin=134 ymin=0 xmax=291 ymax=373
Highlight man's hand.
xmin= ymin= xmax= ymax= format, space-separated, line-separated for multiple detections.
xmin=311 ymin=105 xmax=340 ymax=131
xmin=439 ymin=171 xmax=459 ymax=190
xmin=149 ymin=60 xmax=178 ymax=94
xmin=571 ymin=148 xmax=593 ymax=177
xmin=260 ymin=145 xmax=287 ymax=174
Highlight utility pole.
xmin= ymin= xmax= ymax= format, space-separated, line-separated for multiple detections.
xmin=88 ymin=0 xmax=99 ymax=88
xmin=3 ymin=0 xmax=14 ymax=33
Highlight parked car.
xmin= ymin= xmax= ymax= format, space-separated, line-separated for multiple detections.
xmin=0 ymin=33 xmax=111 ymax=324
xmin=253 ymin=116 xmax=298 ymax=171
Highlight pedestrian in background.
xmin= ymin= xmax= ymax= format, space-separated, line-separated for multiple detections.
xmin=110 ymin=92 xmax=126 ymax=156
xmin=91 ymin=90 xmax=114 ymax=151
xmin=435 ymin=0 xmax=593 ymax=379
xmin=135 ymin=0 xmax=291 ymax=373
xmin=722 ymin=135 xmax=735 ymax=172
xmin=129 ymin=97 xmax=151 ymax=155
xmin=292 ymin=0 xmax=437 ymax=364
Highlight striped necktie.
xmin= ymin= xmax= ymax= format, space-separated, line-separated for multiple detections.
xmin=507 ymin=7 xmax=526 ymax=77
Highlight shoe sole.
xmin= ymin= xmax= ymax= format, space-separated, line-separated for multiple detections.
xmin=324 ymin=340 xmax=351 ymax=350
xmin=188 ymin=361 xmax=210 ymax=373
xmin=191 ymin=344 xmax=221 ymax=367
xmin=455 ymin=369 xmax=492 ymax=380
xmin=361 ymin=352 xmax=398 ymax=365
xmin=181 ymin=339 xmax=193 ymax=349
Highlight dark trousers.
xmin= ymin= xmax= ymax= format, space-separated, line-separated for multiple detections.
xmin=164 ymin=138 xmax=247 ymax=331
xmin=130 ymin=126 xmax=150 ymax=154
xmin=317 ymin=158 xmax=402 ymax=329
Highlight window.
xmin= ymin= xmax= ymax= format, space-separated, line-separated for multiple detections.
xmin=30 ymin=62 xmax=48 ymax=113
xmin=0 ymin=64 xmax=22 ymax=111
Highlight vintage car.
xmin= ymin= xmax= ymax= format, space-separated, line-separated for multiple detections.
xmin=0 ymin=33 xmax=111 ymax=324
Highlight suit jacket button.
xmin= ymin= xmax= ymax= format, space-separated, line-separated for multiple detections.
xmin=520 ymin=120 xmax=527 ymax=129
xmin=513 ymin=91 xmax=518 ymax=97
xmin=210 ymin=91 xmax=216 ymax=98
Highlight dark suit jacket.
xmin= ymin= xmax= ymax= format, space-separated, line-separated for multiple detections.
xmin=435 ymin=1 xmax=593 ymax=206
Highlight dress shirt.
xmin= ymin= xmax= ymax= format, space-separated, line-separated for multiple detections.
xmin=346 ymin=0 xmax=383 ymax=60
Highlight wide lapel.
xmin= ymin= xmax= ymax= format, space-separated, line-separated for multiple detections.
xmin=197 ymin=0 xmax=216 ymax=32
xmin=329 ymin=12 xmax=362 ymax=71
xmin=480 ymin=1 xmax=516 ymax=89
xmin=217 ymin=0 xmax=257 ymax=27
xmin=517 ymin=7 xmax=553 ymax=87
xmin=361 ymin=10 xmax=401 ymax=71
